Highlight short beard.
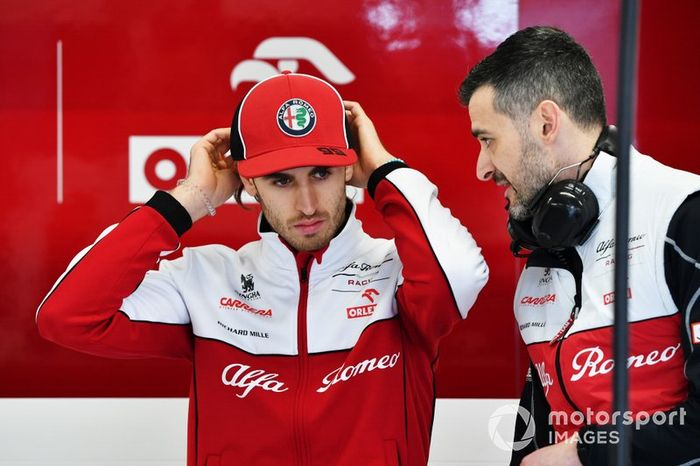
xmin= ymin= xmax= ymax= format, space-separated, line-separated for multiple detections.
xmin=258 ymin=188 xmax=348 ymax=252
xmin=508 ymin=130 xmax=556 ymax=221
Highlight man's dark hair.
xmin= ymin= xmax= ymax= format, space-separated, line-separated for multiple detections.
xmin=234 ymin=184 xmax=248 ymax=208
xmin=459 ymin=26 xmax=606 ymax=129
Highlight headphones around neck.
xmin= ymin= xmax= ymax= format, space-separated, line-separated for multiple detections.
xmin=507 ymin=125 xmax=618 ymax=257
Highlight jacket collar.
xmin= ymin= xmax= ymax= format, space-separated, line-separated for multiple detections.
xmin=581 ymin=150 xmax=619 ymax=218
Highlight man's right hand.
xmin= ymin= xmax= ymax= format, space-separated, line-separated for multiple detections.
xmin=169 ymin=128 xmax=240 ymax=222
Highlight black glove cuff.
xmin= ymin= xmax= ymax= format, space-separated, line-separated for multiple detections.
xmin=145 ymin=190 xmax=193 ymax=237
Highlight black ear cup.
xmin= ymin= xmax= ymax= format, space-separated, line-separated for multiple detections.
xmin=531 ymin=180 xmax=600 ymax=249
xmin=507 ymin=217 xmax=540 ymax=256
xmin=507 ymin=178 xmax=600 ymax=254
xmin=506 ymin=125 xmax=616 ymax=255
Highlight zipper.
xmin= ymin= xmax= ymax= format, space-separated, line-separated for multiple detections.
xmin=550 ymin=249 xmax=584 ymax=413
xmin=526 ymin=367 xmax=540 ymax=450
xmin=294 ymin=255 xmax=312 ymax=466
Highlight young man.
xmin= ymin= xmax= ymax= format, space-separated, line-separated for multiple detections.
xmin=460 ymin=26 xmax=700 ymax=466
xmin=37 ymin=72 xmax=488 ymax=466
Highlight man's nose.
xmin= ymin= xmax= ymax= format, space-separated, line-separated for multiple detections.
xmin=476 ymin=149 xmax=495 ymax=181
xmin=295 ymin=184 xmax=317 ymax=216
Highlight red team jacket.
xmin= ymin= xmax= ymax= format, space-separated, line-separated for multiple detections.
xmin=37 ymin=163 xmax=489 ymax=466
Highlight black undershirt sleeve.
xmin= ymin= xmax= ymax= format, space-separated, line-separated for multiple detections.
xmin=510 ymin=364 xmax=555 ymax=465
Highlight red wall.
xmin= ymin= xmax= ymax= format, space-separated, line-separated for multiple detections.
xmin=1 ymin=0 xmax=698 ymax=398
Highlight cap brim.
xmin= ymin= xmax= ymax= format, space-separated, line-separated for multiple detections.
xmin=237 ymin=146 xmax=358 ymax=178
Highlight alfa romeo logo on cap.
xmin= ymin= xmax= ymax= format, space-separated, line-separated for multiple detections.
xmin=277 ymin=99 xmax=316 ymax=137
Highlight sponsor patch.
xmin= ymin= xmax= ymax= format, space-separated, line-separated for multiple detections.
xmin=221 ymin=363 xmax=288 ymax=398
xmin=219 ymin=297 xmax=272 ymax=318
xmin=217 ymin=321 xmax=269 ymax=339
xmin=345 ymin=288 xmax=380 ymax=318
xmin=317 ymin=352 xmax=401 ymax=393
xmin=520 ymin=294 xmax=557 ymax=306
xmin=692 ymin=323 xmax=700 ymax=344
xmin=346 ymin=304 xmax=376 ymax=319
xmin=602 ymin=288 xmax=632 ymax=306
xmin=277 ymin=98 xmax=316 ymax=137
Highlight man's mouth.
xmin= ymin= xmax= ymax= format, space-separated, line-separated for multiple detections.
xmin=492 ymin=171 xmax=513 ymax=212
xmin=503 ymin=184 xmax=513 ymax=211
xmin=293 ymin=219 xmax=325 ymax=235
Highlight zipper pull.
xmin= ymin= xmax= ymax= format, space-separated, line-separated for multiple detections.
xmin=549 ymin=305 xmax=580 ymax=345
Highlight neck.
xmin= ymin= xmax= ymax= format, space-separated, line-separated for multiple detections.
xmin=555 ymin=125 xmax=604 ymax=181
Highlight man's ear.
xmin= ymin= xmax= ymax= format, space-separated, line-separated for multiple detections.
xmin=240 ymin=175 xmax=258 ymax=198
xmin=344 ymin=165 xmax=354 ymax=183
xmin=532 ymin=99 xmax=561 ymax=145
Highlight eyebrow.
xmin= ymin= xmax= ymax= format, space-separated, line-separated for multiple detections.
xmin=261 ymin=167 xmax=329 ymax=180
xmin=261 ymin=173 xmax=288 ymax=180
xmin=471 ymin=128 xmax=487 ymax=138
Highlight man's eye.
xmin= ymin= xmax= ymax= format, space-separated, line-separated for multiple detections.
xmin=273 ymin=176 xmax=291 ymax=187
xmin=312 ymin=168 xmax=331 ymax=179
xmin=480 ymin=138 xmax=492 ymax=148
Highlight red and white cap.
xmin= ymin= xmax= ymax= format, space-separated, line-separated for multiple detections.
xmin=230 ymin=71 xmax=358 ymax=178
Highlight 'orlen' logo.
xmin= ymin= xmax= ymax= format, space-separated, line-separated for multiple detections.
xmin=277 ymin=99 xmax=316 ymax=137
xmin=346 ymin=288 xmax=379 ymax=319
xmin=520 ymin=294 xmax=557 ymax=306
xmin=603 ymin=288 xmax=632 ymax=305
xmin=128 ymin=136 xmax=364 ymax=204
xmin=230 ymin=37 xmax=355 ymax=90
xmin=219 ymin=297 xmax=272 ymax=318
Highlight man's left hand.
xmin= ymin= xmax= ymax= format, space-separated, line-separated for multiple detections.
xmin=519 ymin=439 xmax=582 ymax=466
xmin=343 ymin=100 xmax=395 ymax=188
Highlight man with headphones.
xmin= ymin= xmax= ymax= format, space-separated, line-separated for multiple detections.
xmin=37 ymin=72 xmax=488 ymax=465
xmin=460 ymin=27 xmax=700 ymax=465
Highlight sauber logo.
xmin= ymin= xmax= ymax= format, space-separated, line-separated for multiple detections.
xmin=230 ymin=37 xmax=355 ymax=90
xmin=346 ymin=288 xmax=379 ymax=319
xmin=520 ymin=294 xmax=556 ymax=306
xmin=570 ymin=344 xmax=681 ymax=382
xmin=219 ymin=297 xmax=272 ymax=318
xmin=603 ymin=288 xmax=632 ymax=305
xmin=221 ymin=363 xmax=288 ymax=398
xmin=317 ymin=352 xmax=400 ymax=393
